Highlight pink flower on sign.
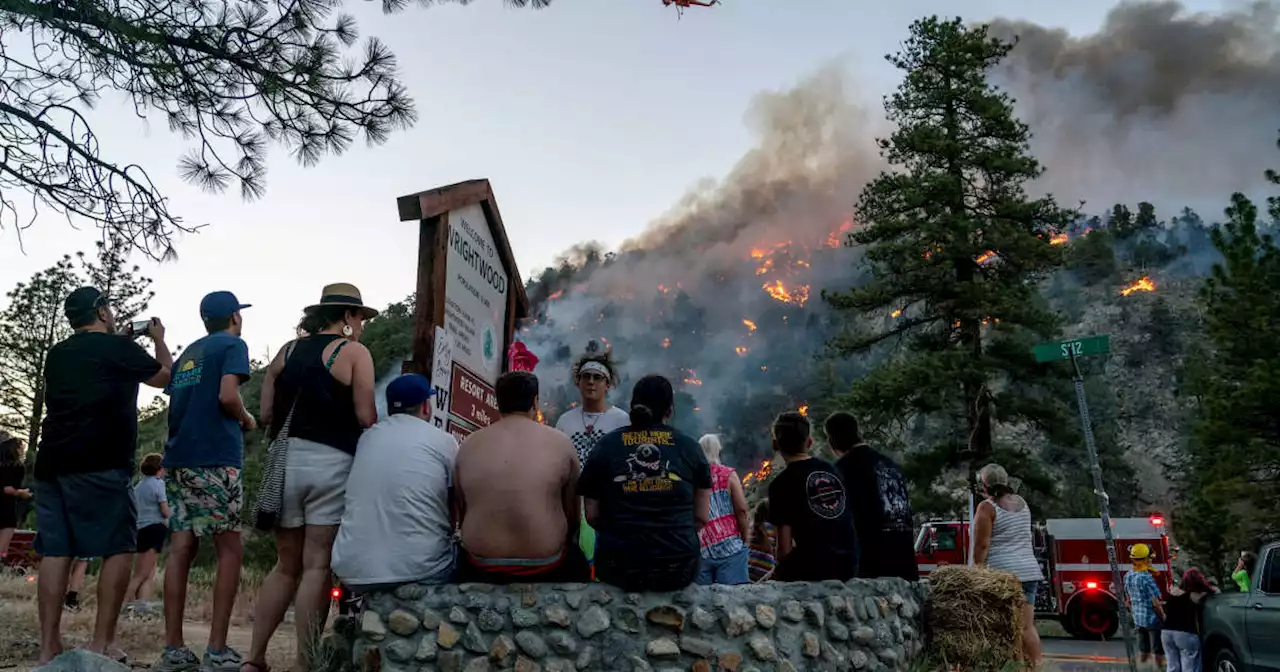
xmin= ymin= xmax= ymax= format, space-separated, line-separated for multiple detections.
xmin=508 ymin=341 xmax=539 ymax=373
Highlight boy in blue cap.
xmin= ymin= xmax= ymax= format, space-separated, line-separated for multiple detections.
xmin=155 ymin=291 xmax=254 ymax=672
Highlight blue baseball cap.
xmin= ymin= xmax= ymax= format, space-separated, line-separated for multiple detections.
xmin=200 ymin=291 xmax=251 ymax=320
xmin=387 ymin=374 xmax=436 ymax=414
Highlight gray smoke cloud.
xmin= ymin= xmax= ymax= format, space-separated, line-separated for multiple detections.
xmin=989 ymin=0 xmax=1280 ymax=209
xmin=520 ymin=1 xmax=1280 ymax=466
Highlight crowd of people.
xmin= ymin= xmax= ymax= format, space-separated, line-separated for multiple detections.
xmin=5 ymin=280 xmax=1249 ymax=672
xmin=13 ymin=281 xmax=937 ymax=672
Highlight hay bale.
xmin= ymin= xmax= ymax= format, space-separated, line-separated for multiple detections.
xmin=925 ymin=564 xmax=1025 ymax=671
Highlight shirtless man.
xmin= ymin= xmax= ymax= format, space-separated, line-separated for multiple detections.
xmin=454 ymin=371 xmax=590 ymax=583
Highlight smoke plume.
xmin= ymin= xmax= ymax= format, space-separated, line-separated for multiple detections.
xmin=521 ymin=1 xmax=1280 ymax=473
xmin=990 ymin=0 xmax=1280 ymax=208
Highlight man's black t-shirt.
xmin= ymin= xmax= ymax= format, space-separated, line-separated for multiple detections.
xmin=836 ymin=446 xmax=919 ymax=581
xmin=35 ymin=332 xmax=161 ymax=481
xmin=578 ymin=423 xmax=712 ymax=565
xmin=1 ymin=463 xmax=25 ymax=524
xmin=767 ymin=456 xmax=860 ymax=580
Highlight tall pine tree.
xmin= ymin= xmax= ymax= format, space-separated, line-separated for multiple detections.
xmin=0 ymin=237 xmax=154 ymax=464
xmin=1178 ymin=185 xmax=1280 ymax=579
xmin=824 ymin=17 xmax=1075 ymax=514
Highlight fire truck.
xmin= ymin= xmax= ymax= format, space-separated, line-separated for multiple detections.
xmin=914 ymin=514 xmax=1174 ymax=639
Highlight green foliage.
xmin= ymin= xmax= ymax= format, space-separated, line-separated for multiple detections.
xmin=0 ymin=0 xmax=550 ymax=255
xmin=1067 ymin=230 xmax=1119 ymax=284
xmin=1178 ymin=183 xmax=1280 ymax=578
xmin=0 ymin=239 xmax=152 ymax=465
xmin=823 ymin=16 xmax=1075 ymax=514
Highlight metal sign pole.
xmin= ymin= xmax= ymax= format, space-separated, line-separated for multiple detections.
xmin=1070 ymin=351 xmax=1138 ymax=672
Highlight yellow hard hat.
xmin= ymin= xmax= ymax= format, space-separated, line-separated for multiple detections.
xmin=1131 ymin=543 xmax=1152 ymax=560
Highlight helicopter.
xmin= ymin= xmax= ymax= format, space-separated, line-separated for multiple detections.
xmin=662 ymin=0 xmax=719 ymax=17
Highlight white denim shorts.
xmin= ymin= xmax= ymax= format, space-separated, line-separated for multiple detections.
xmin=280 ymin=437 xmax=354 ymax=528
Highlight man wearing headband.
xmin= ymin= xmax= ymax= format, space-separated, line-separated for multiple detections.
xmin=555 ymin=351 xmax=629 ymax=575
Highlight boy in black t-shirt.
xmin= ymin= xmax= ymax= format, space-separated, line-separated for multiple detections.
xmin=766 ymin=411 xmax=859 ymax=582
xmin=579 ymin=374 xmax=713 ymax=592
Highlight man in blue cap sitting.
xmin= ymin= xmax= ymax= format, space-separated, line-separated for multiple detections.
xmin=332 ymin=374 xmax=460 ymax=594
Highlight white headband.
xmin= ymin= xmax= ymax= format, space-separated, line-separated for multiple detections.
xmin=578 ymin=361 xmax=610 ymax=381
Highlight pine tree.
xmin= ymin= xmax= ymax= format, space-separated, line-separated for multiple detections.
xmin=0 ymin=257 xmax=81 ymax=461
xmin=0 ymin=238 xmax=154 ymax=461
xmin=823 ymin=17 xmax=1075 ymax=513
xmin=1178 ymin=188 xmax=1280 ymax=575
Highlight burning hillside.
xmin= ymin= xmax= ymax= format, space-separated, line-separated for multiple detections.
xmin=519 ymin=1 xmax=1279 ymax=477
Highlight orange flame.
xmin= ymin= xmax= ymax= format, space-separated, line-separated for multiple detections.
xmin=683 ymin=371 xmax=703 ymax=386
xmin=742 ymin=459 xmax=774 ymax=486
xmin=763 ymin=280 xmax=809 ymax=306
xmin=976 ymin=250 xmax=996 ymax=265
xmin=661 ymin=337 xmax=671 ymax=348
xmin=658 ymin=284 xmax=671 ymax=295
xmin=536 ymin=408 xmax=545 ymax=424
xmin=890 ymin=309 xmax=903 ymax=318
xmin=825 ymin=219 xmax=854 ymax=248
xmin=743 ymin=319 xmax=757 ymax=332
xmin=1049 ymin=233 xmax=1069 ymax=246
xmin=548 ymin=290 xmax=564 ymax=300
xmin=735 ymin=346 xmax=749 ymax=356
xmin=798 ymin=404 xmax=809 ymax=416
xmin=1120 ymin=276 xmax=1156 ymax=296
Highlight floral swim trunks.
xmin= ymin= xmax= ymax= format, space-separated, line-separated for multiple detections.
xmin=165 ymin=467 xmax=243 ymax=537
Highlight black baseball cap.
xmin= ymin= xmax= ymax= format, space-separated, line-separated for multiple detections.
xmin=64 ymin=286 xmax=109 ymax=320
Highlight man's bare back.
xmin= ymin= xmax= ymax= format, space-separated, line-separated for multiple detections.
xmin=456 ymin=415 xmax=580 ymax=559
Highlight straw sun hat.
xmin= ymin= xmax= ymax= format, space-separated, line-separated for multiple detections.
xmin=304 ymin=283 xmax=380 ymax=320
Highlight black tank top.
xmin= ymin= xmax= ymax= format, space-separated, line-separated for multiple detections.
xmin=271 ymin=334 xmax=362 ymax=455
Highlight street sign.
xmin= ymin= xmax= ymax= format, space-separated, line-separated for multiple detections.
xmin=1032 ymin=331 xmax=1136 ymax=672
xmin=1033 ymin=335 xmax=1111 ymax=363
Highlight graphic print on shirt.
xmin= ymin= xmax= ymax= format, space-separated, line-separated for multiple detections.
xmin=615 ymin=430 xmax=680 ymax=492
xmin=805 ymin=469 xmax=847 ymax=519
xmin=169 ymin=342 xmax=206 ymax=391
xmin=876 ymin=461 xmax=913 ymax=533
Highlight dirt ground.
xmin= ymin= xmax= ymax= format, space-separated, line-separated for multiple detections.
xmin=0 ymin=573 xmax=300 ymax=671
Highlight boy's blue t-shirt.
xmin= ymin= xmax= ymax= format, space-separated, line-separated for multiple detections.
xmin=164 ymin=331 xmax=251 ymax=468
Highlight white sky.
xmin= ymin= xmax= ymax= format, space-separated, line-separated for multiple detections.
xmin=0 ymin=0 xmax=1229 ymax=371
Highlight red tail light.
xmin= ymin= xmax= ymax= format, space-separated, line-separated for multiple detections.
xmin=1085 ymin=580 xmax=1098 ymax=590
xmin=331 ymin=587 xmax=341 ymax=600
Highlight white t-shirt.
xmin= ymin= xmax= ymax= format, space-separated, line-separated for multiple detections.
xmin=332 ymin=414 xmax=459 ymax=587
xmin=555 ymin=406 xmax=630 ymax=465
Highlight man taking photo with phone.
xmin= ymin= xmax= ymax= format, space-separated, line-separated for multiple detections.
xmin=32 ymin=286 xmax=173 ymax=666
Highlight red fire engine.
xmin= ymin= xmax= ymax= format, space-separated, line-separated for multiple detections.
xmin=914 ymin=514 xmax=1173 ymax=639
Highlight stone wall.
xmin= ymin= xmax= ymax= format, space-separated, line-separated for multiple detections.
xmin=332 ymin=579 xmax=927 ymax=672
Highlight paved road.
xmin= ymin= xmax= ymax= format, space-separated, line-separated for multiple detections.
xmin=1043 ymin=636 xmax=1135 ymax=669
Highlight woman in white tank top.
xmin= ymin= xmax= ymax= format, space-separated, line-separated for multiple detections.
xmin=972 ymin=463 xmax=1043 ymax=666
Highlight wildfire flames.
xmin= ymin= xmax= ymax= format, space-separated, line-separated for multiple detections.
xmin=683 ymin=370 xmax=703 ymax=386
xmin=741 ymin=459 xmax=773 ymax=487
xmin=763 ymin=280 xmax=809 ymax=306
xmin=743 ymin=319 xmax=757 ymax=332
xmin=1049 ymin=233 xmax=1069 ymax=246
xmin=890 ymin=308 xmax=902 ymax=318
xmin=975 ymin=250 xmax=997 ymax=265
xmin=1120 ymin=276 xmax=1156 ymax=296
xmin=798 ymin=404 xmax=809 ymax=416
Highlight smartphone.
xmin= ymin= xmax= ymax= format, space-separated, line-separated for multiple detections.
xmin=129 ymin=319 xmax=152 ymax=337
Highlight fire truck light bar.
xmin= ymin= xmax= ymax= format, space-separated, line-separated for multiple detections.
xmin=1085 ymin=580 xmax=1098 ymax=590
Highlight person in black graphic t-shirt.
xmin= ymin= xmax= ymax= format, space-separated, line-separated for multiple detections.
xmin=825 ymin=411 xmax=918 ymax=582
xmin=579 ymin=374 xmax=712 ymax=591
xmin=766 ymin=411 xmax=859 ymax=582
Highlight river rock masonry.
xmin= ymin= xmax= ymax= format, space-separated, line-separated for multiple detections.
xmin=330 ymin=578 xmax=927 ymax=672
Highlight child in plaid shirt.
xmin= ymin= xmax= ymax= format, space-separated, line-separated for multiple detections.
xmin=1124 ymin=543 xmax=1166 ymax=668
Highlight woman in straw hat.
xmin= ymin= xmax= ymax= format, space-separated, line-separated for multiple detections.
xmin=972 ymin=463 xmax=1044 ymax=667
xmin=243 ymin=283 xmax=379 ymax=672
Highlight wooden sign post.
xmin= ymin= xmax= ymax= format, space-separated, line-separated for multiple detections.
xmin=396 ymin=179 xmax=529 ymax=443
